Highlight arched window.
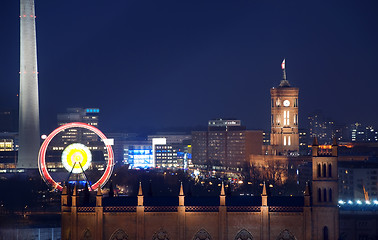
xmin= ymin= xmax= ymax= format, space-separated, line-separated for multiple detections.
xmin=152 ymin=228 xmax=169 ymax=240
xmin=328 ymin=164 xmax=332 ymax=177
xmin=317 ymin=164 xmax=321 ymax=177
xmin=81 ymin=229 xmax=92 ymax=240
xmin=329 ymin=189 xmax=333 ymax=203
xmin=322 ymin=163 xmax=327 ymax=177
xmin=318 ymin=188 xmax=322 ymax=202
xmin=109 ymin=229 xmax=128 ymax=240
xmin=323 ymin=226 xmax=329 ymax=240
xmin=323 ymin=188 xmax=327 ymax=202
xmin=276 ymin=229 xmax=297 ymax=240
xmin=193 ymin=229 xmax=212 ymax=240
xmin=235 ymin=229 xmax=253 ymax=240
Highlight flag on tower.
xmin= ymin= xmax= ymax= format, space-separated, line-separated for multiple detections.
xmin=281 ymin=59 xmax=285 ymax=70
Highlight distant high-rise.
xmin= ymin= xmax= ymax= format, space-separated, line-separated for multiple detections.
xmin=192 ymin=119 xmax=263 ymax=171
xmin=57 ymin=108 xmax=100 ymax=144
xmin=18 ymin=0 xmax=40 ymax=168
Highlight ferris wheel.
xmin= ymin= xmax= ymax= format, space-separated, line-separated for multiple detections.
xmin=38 ymin=122 xmax=114 ymax=191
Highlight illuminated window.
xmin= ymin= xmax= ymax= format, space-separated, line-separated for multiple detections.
xmin=287 ymin=111 xmax=290 ymax=125
xmin=284 ymin=136 xmax=287 ymax=146
xmin=284 ymin=111 xmax=290 ymax=125
xmin=288 ymin=136 xmax=291 ymax=146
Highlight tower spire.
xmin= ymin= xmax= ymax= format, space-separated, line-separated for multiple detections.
xmin=179 ymin=182 xmax=185 ymax=206
xmin=262 ymin=182 xmax=267 ymax=196
xmin=220 ymin=182 xmax=225 ymax=196
xmin=179 ymin=182 xmax=184 ymax=196
xmin=138 ymin=182 xmax=143 ymax=196
xmin=18 ymin=0 xmax=40 ymax=169
xmin=279 ymin=59 xmax=290 ymax=87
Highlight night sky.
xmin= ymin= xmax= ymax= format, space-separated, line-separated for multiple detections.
xmin=1 ymin=0 xmax=378 ymax=134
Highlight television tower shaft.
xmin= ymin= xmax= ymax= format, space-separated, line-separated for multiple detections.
xmin=18 ymin=0 xmax=40 ymax=169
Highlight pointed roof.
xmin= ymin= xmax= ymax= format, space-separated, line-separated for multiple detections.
xmin=220 ymin=182 xmax=225 ymax=196
xmin=279 ymin=79 xmax=291 ymax=87
xmin=138 ymin=182 xmax=143 ymax=196
xmin=332 ymin=137 xmax=338 ymax=146
xmin=62 ymin=182 xmax=68 ymax=195
xmin=304 ymin=182 xmax=310 ymax=196
xmin=312 ymin=137 xmax=319 ymax=146
xmin=262 ymin=182 xmax=267 ymax=196
xmin=179 ymin=182 xmax=184 ymax=196
xmin=97 ymin=185 xmax=102 ymax=196
xmin=73 ymin=184 xmax=77 ymax=196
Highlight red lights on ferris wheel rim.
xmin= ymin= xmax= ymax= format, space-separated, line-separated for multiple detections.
xmin=38 ymin=122 xmax=114 ymax=191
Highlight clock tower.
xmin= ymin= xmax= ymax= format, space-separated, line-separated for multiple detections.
xmin=270 ymin=60 xmax=299 ymax=155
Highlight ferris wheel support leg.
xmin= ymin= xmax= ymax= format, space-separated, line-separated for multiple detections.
xmin=79 ymin=162 xmax=93 ymax=191
xmin=65 ymin=162 xmax=76 ymax=185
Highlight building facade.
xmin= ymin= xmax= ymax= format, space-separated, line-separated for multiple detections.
xmin=57 ymin=108 xmax=100 ymax=144
xmin=338 ymin=161 xmax=378 ymax=200
xmin=61 ymin=144 xmax=340 ymax=240
xmin=192 ymin=119 xmax=263 ymax=171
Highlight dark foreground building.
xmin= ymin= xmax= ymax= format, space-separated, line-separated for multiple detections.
xmin=60 ymin=143 xmax=339 ymax=240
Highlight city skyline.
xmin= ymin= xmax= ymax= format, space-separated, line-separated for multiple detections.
xmin=1 ymin=0 xmax=378 ymax=134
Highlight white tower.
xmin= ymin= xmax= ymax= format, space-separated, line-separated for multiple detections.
xmin=18 ymin=0 xmax=40 ymax=168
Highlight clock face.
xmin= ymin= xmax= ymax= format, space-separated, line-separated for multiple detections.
xmin=283 ymin=100 xmax=290 ymax=107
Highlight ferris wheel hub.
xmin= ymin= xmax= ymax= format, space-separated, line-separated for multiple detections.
xmin=61 ymin=143 xmax=92 ymax=174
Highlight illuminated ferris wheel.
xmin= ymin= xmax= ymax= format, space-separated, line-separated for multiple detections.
xmin=38 ymin=122 xmax=114 ymax=191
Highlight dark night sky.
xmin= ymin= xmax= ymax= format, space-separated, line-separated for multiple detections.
xmin=1 ymin=0 xmax=378 ymax=134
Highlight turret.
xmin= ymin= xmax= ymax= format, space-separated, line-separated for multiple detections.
xmin=220 ymin=182 xmax=226 ymax=206
xmin=96 ymin=185 xmax=103 ymax=207
xmin=179 ymin=182 xmax=185 ymax=206
xmin=332 ymin=138 xmax=338 ymax=157
xmin=72 ymin=184 xmax=78 ymax=207
xmin=261 ymin=182 xmax=267 ymax=206
xmin=138 ymin=182 xmax=144 ymax=206
xmin=61 ymin=182 xmax=70 ymax=207
xmin=312 ymin=137 xmax=319 ymax=157
xmin=304 ymin=182 xmax=310 ymax=207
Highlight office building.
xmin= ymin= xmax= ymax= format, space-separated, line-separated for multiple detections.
xmin=57 ymin=108 xmax=100 ymax=144
xmin=192 ymin=119 xmax=263 ymax=171
xmin=155 ymin=143 xmax=192 ymax=169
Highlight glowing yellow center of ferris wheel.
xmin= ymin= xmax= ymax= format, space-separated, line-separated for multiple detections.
xmin=61 ymin=143 xmax=92 ymax=174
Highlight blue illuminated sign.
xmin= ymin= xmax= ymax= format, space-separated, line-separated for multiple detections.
xmin=128 ymin=149 xmax=153 ymax=169
xmin=86 ymin=108 xmax=100 ymax=113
